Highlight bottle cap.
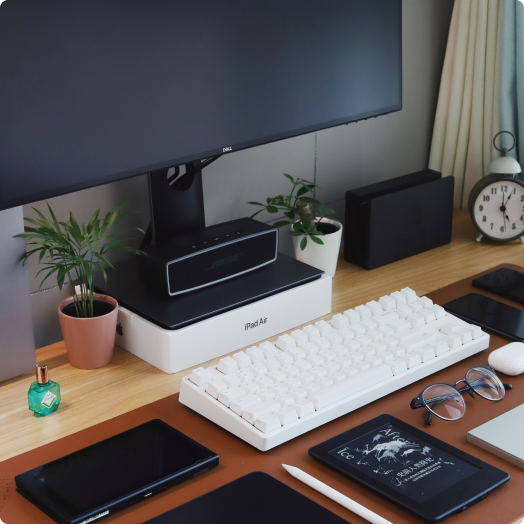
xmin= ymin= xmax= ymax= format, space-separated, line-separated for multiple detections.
xmin=36 ymin=363 xmax=49 ymax=384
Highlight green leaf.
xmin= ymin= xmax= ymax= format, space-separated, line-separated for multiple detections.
xmin=310 ymin=235 xmax=324 ymax=245
xmin=86 ymin=208 xmax=100 ymax=235
xmin=323 ymin=208 xmax=336 ymax=215
xmin=284 ymin=210 xmax=295 ymax=220
xmin=107 ymin=199 xmax=128 ymax=229
xmin=300 ymin=236 xmax=308 ymax=251
xmin=297 ymin=196 xmax=322 ymax=206
xmin=296 ymin=186 xmax=312 ymax=197
xmin=267 ymin=206 xmax=279 ymax=214
xmin=288 ymin=231 xmax=304 ymax=237
xmin=68 ymin=212 xmax=83 ymax=243
xmin=310 ymin=230 xmax=325 ymax=236
xmin=272 ymin=220 xmax=292 ymax=229
xmin=247 ymin=201 xmax=265 ymax=206
xmin=283 ymin=173 xmax=294 ymax=182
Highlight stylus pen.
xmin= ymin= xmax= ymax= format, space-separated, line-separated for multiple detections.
xmin=282 ymin=464 xmax=393 ymax=524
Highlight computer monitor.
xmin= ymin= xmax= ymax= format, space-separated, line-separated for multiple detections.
xmin=0 ymin=0 xmax=402 ymax=214
xmin=0 ymin=0 xmax=402 ymax=380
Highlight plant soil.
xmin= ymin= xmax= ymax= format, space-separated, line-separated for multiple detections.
xmin=316 ymin=222 xmax=339 ymax=235
xmin=62 ymin=300 xmax=115 ymax=318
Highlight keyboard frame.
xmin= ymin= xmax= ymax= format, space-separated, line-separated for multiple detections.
xmin=179 ymin=330 xmax=489 ymax=451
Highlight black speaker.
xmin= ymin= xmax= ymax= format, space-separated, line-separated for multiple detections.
xmin=344 ymin=170 xmax=454 ymax=270
xmin=138 ymin=218 xmax=278 ymax=296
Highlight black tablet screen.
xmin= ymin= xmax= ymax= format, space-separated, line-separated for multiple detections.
xmin=329 ymin=423 xmax=479 ymax=502
xmin=32 ymin=421 xmax=210 ymax=516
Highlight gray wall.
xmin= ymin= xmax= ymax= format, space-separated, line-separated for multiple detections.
xmin=22 ymin=0 xmax=454 ymax=348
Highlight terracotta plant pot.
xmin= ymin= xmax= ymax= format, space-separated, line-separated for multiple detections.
xmin=57 ymin=293 xmax=118 ymax=369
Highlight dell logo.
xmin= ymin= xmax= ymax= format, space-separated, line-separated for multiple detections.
xmin=207 ymin=253 xmax=241 ymax=270
xmin=223 ymin=146 xmax=232 ymax=152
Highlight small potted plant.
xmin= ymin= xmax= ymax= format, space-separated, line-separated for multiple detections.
xmin=17 ymin=200 xmax=142 ymax=369
xmin=248 ymin=174 xmax=342 ymax=276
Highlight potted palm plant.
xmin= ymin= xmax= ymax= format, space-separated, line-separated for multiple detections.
xmin=17 ymin=200 xmax=142 ymax=369
xmin=248 ymin=174 xmax=342 ymax=276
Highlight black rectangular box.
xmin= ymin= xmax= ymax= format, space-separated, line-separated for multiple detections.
xmin=344 ymin=170 xmax=454 ymax=269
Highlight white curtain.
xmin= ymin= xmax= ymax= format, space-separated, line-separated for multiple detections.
xmin=429 ymin=0 xmax=502 ymax=208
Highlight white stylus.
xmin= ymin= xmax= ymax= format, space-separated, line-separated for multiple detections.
xmin=282 ymin=464 xmax=393 ymax=524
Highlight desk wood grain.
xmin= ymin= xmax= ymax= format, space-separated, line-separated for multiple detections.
xmin=1 ymin=209 xmax=523 ymax=462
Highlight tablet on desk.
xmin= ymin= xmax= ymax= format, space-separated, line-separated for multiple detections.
xmin=15 ymin=419 xmax=219 ymax=524
xmin=309 ymin=415 xmax=510 ymax=521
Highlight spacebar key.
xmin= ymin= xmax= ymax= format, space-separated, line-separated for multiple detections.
xmin=310 ymin=366 xmax=393 ymax=410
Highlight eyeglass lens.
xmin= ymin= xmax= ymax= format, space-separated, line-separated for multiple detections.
xmin=465 ymin=367 xmax=505 ymax=400
xmin=422 ymin=384 xmax=465 ymax=421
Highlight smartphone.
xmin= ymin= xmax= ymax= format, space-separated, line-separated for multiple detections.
xmin=473 ymin=267 xmax=524 ymax=305
xmin=443 ymin=293 xmax=524 ymax=342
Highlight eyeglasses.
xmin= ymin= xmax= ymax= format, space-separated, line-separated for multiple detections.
xmin=410 ymin=365 xmax=512 ymax=425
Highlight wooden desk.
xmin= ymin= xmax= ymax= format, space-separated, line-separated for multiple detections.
xmin=2 ymin=209 xmax=524 ymax=463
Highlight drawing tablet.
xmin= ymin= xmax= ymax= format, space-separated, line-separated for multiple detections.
xmin=143 ymin=472 xmax=348 ymax=524
xmin=309 ymin=415 xmax=509 ymax=521
xmin=15 ymin=419 xmax=219 ymax=524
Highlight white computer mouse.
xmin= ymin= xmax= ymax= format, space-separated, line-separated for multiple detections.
xmin=488 ymin=342 xmax=524 ymax=376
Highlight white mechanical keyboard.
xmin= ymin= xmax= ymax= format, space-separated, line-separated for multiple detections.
xmin=179 ymin=287 xmax=490 ymax=451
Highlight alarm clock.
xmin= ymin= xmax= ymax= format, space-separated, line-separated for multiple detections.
xmin=468 ymin=131 xmax=524 ymax=243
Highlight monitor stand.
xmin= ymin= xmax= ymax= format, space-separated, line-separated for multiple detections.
xmin=94 ymin=162 xmax=332 ymax=373
xmin=0 ymin=206 xmax=36 ymax=382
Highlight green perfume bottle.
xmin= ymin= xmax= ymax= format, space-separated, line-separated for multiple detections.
xmin=28 ymin=363 xmax=61 ymax=416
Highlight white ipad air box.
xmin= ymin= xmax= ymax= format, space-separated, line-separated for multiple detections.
xmin=467 ymin=404 xmax=524 ymax=469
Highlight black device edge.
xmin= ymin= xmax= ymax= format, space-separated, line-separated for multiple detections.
xmin=15 ymin=419 xmax=219 ymax=524
xmin=443 ymin=293 xmax=524 ymax=342
xmin=308 ymin=415 xmax=510 ymax=522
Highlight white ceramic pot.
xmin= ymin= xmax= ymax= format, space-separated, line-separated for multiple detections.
xmin=292 ymin=218 xmax=342 ymax=277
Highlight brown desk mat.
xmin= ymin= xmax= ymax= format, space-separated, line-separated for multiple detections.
xmin=2 ymin=264 xmax=524 ymax=524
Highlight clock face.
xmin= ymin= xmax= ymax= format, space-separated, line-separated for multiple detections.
xmin=473 ymin=180 xmax=524 ymax=240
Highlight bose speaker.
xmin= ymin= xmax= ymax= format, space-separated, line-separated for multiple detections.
xmin=138 ymin=218 xmax=278 ymax=296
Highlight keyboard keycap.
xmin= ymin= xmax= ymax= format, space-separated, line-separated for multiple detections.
xmin=243 ymin=399 xmax=280 ymax=424
xmin=236 ymin=369 xmax=255 ymax=383
xmin=295 ymin=360 xmax=313 ymax=374
xmin=276 ymin=334 xmax=296 ymax=351
xmin=413 ymin=346 xmax=436 ymax=362
xmin=276 ymin=352 xmax=294 ymax=367
xmin=386 ymin=358 xmax=408 ymax=375
xmin=315 ymin=320 xmax=333 ymax=336
xmin=318 ymin=349 xmax=336 ymax=362
xmin=269 ymin=384 xmax=289 ymax=396
xmin=355 ymin=305 xmax=372 ymax=320
xmin=223 ymin=374 xmax=241 ymax=388
xmin=302 ymin=342 xmax=320 ymax=356
xmin=399 ymin=333 xmax=435 ymax=352
xmin=331 ymin=344 xmax=349 ymax=358
xmin=440 ymin=323 xmax=459 ymax=335
xmin=303 ymin=325 xmax=321 ymax=341
xmin=255 ymin=413 xmax=281 ymax=433
xmin=429 ymin=304 xmax=446 ymax=319
xmin=281 ymin=365 xmax=299 ymax=378
xmin=443 ymin=333 xmax=462 ymax=349
xmin=399 ymin=353 xmax=422 ymax=369
xmin=232 ymin=351 xmax=252 ymax=369
xmin=310 ymin=367 xmax=328 ymax=379
xmin=246 ymin=346 xmax=265 ymax=364
xmin=469 ymin=324 xmax=482 ymax=339
xmin=267 ymin=370 xmax=286 ymax=383
xmin=256 ymin=389 xmax=276 ymax=402
xmin=426 ymin=341 xmax=449 ymax=356
xmin=263 ymin=358 xmax=281 ymax=371
xmin=289 ymin=348 xmax=306 ymax=361
xmin=259 ymin=341 xmax=278 ymax=359
xmin=343 ymin=340 xmax=361 ymax=352
xmin=334 ymin=356 xmax=354 ymax=369
xmin=249 ymin=364 xmax=268 ymax=378
xmin=321 ymin=362 xmax=340 ymax=374
xmin=343 ymin=309 xmax=361 ymax=325
xmin=217 ymin=357 xmax=239 ymax=375
xmin=276 ymin=407 xmax=298 ymax=425
xmin=330 ymin=313 xmax=350 ymax=330
xmin=310 ymin=366 xmax=392 ymax=410
xmin=240 ymin=381 xmax=260 ymax=395
xmin=189 ymin=367 xmax=212 ymax=387
xmin=326 ymin=333 xmax=343 ymax=346
xmin=348 ymin=324 xmax=366 ymax=337
xmin=407 ymin=314 xmax=425 ymax=328
xmin=390 ymin=291 xmax=407 ymax=307
xmin=379 ymin=295 xmax=396 ymax=311
xmin=374 ymin=312 xmax=399 ymax=327
xmin=218 ymin=387 xmax=246 ymax=407
xmin=290 ymin=329 xmax=309 ymax=346
xmin=361 ymin=320 xmax=378 ymax=332
xmin=303 ymin=382 xmax=321 ymax=395
xmin=255 ymin=376 xmax=273 ymax=389
xmin=306 ymin=354 xmax=324 ymax=367
xmin=231 ymin=394 xmax=261 ymax=416
xmin=365 ymin=300 xmax=383 ymax=316
xmin=419 ymin=309 xmax=436 ymax=324
xmin=456 ymin=328 xmax=473 ymax=344
xmin=283 ymin=378 xmax=301 ymax=390
xmin=290 ymin=389 xmax=308 ymax=401
xmin=418 ymin=296 xmax=433 ymax=308
xmin=400 ymin=287 xmax=417 ymax=303
xmin=337 ymin=329 xmax=355 ymax=341
xmin=291 ymin=399 xmax=315 ymax=417
xmin=314 ymin=337 xmax=331 ymax=351
xmin=206 ymin=380 xmax=227 ymax=399
xmin=276 ymin=394 xmax=295 ymax=407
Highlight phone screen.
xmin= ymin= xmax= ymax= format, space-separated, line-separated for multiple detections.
xmin=443 ymin=293 xmax=524 ymax=341
xmin=473 ymin=268 xmax=524 ymax=305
